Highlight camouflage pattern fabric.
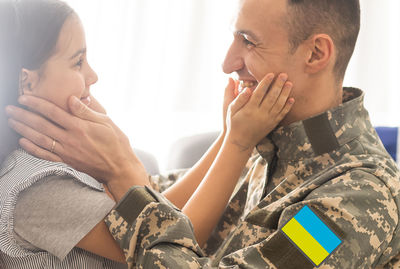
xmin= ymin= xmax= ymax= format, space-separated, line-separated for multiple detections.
xmin=105 ymin=88 xmax=400 ymax=268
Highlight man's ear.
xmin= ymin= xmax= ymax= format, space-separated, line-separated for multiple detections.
xmin=304 ymin=34 xmax=334 ymax=74
xmin=19 ymin=68 xmax=39 ymax=96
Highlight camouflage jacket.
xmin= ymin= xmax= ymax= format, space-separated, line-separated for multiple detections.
xmin=105 ymin=88 xmax=400 ymax=268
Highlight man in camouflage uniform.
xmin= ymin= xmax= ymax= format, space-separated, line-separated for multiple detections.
xmin=105 ymin=86 xmax=400 ymax=268
xmin=5 ymin=0 xmax=400 ymax=268
xmin=102 ymin=0 xmax=400 ymax=268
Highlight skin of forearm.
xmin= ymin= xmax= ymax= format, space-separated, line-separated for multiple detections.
xmin=106 ymin=129 xmax=225 ymax=204
xmin=107 ymin=161 xmax=151 ymax=202
xmin=163 ymin=131 xmax=226 ymax=209
xmin=182 ymin=138 xmax=253 ymax=247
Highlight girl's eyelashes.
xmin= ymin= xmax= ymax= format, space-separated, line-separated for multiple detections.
xmin=75 ymin=58 xmax=83 ymax=68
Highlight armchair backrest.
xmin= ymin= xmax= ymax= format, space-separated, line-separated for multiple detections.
xmin=165 ymin=127 xmax=400 ymax=171
xmin=375 ymin=127 xmax=399 ymax=165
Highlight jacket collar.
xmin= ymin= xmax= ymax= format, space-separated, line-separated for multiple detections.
xmin=256 ymin=87 xmax=369 ymax=161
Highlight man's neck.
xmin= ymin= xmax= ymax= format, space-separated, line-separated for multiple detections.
xmin=280 ymin=79 xmax=343 ymax=126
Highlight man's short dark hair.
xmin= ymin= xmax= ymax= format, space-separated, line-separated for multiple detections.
xmin=286 ymin=0 xmax=360 ymax=80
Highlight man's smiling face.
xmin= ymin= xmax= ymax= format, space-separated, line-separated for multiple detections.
xmin=222 ymin=0 xmax=306 ymax=121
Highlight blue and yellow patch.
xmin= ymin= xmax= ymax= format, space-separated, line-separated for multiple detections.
xmin=281 ymin=205 xmax=342 ymax=267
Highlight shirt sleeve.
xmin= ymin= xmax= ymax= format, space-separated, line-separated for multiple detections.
xmin=14 ymin=175 xmax=115 ymax=260
xmin=105 ymin=169 xmax=398 ymax=269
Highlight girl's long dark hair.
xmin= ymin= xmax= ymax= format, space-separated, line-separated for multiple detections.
xmin=0 ymin=0 xmax=75 ymax=163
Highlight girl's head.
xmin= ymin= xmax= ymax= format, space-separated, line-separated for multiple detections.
xmin=0 ymin=0 xmax=97 ymax=162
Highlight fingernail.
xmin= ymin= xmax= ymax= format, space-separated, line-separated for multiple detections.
xmin=18 ymin=95 xmax=27 ymax=104
xmin=266 ymin=73 xmax=274 ymax=80
xmin=5 ymin=106 xmax=13 ymax=115
xmin=280 ymin=74 xmax=288 ymax=82
xmin=285 ymin=81 xmax=293 ymax=89
xmin=288 ymin=98 xmax=295 ymax=104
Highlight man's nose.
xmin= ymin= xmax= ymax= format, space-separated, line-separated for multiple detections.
xmin=222 ymin=43 xmax=244 ymax=74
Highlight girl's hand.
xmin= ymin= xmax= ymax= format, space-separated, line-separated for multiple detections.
xmin=222 ymin=78 xmax=239 ymax=133
xmin=225 ymin=73 xmax=294 ymax=152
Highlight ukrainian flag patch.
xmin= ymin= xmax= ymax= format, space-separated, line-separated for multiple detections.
xmin=281 ymin=205 xmax=342 ymax=267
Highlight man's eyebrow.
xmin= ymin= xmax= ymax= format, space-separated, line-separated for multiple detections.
xmin=235 ymin=30 xmax=260 ymax=43
xmin=69 ymin=48 xmax=86 ymax=60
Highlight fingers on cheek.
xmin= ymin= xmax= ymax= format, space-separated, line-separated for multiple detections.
xmin=5 ymin=106 xmax=22 ymax=122
xmin=251 ymin=84 xmax=266 ymax=101
xmin=278 ymin=98 xmax=295 ymax=119
xmin=8 ymin=112 xmax=41 ymax=134
xmin=226 ymin=78 xmax=239 ymax=98
xmin=8 ymin=119 xmax=31 ymax=138
xmin=7 ymin=118 xmax=19 ymax=132
xmin=282 ymin=82 xmax=293 ymax=97
xmin=11 ymin=120 xmax=44 ymax=148
xmin=273 ymin=82 xmax=292 ymax=104
xmin=19 ymin=98 xmax=40 ymax=114
xmin=227 ymin=77 xmax=235 ymax=89
xmin=234 ymin=80 xmax=240 ymax=97
xmin=239 ymin=88 xmax=252 ymax=104
xmin=260 ymin=73 xmax=274 ymax=91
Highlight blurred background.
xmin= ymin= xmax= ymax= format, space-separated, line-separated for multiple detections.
xmin=65 ymin=0 xmax=400 ymax=170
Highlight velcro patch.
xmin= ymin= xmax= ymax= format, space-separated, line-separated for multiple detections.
xmin=281 ymin=205 xmax=342 ymax=267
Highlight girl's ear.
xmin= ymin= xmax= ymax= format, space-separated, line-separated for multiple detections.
xmin=19 ymin=68 xmax=39 ymax=96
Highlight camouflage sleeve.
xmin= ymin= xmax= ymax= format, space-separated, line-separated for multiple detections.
xmin=214 ymin=169 xmax=398 ymax=268
xmin=104 ymin=186 xmax=276 ymax=268
xmin=148 ymin=169 xmax=188 ymax=192
xmin=105 ymin=169 xmax=397 ymax=268
xmin=272 ymin=169 xmax=398 ymax=268
xmin=105 ymin=186 xmax=207 ymax=268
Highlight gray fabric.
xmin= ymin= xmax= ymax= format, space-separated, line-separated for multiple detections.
xmin=134 ymin=148 xmax=160 ymax=175
xmin=0 ymin=248 xmax=127 ymax=269
xmin=0 ymin=149 xmax=126 ymax=268
xmin=13 ymin=175 xmax=115 ymax=261
xmin=166 ymin=131 xmax=219 ymax=170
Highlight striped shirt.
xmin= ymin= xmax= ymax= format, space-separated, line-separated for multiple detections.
xmin=0 ymin=149 xmax=127 ymax=269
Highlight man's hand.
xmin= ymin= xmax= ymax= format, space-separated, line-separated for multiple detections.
xmin=6 ymin=95 xmax=149 ymax=200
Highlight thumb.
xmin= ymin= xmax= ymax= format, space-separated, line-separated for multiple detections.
xmin=68 ymin=96 xmax=107 ymax=123
xmin=229 ymin=87 xmax=251 ymax=115
xmin=224 ymin=78 xmax=238 ymax=105
xmin=89 ymin=95 xmax=107 ymax=114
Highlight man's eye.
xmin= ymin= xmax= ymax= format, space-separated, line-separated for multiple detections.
xmin=242 ymin=37 xmax=255 ymax=48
